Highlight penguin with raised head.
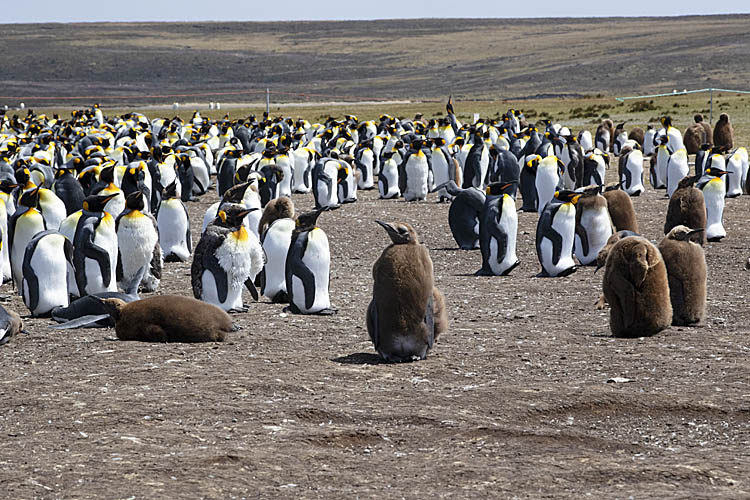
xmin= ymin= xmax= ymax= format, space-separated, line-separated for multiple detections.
xmin=91 ymin=165 xmax=126 ymax=217
xmin=116 ymin=191 xmax=161 ymax=295
xmin=664 ymin=175 xmax=706 ymax=245
xmin=157 ymin=180 xmax=191 ymax=262
xmin=536 ymin=190 xmax=581 ymax=277
xmin=697 ymin=165 xmax=728 ymax=242
xmin=368 ymin=220 xmax=448 ymax=362
xmin=658 ymin=226 xmax=706 ymax=326
xmin=602 ymin=235 xmax=672 ymax=337
xmin=574 ymin=186 xmax=613 ymax=266
xmin=660 ymin=116 xmax=685 ymax=152
xmin=285 ymin=209 xmax=336 ymax=315
xmin=519 ymin=155 xmax=539 ymax=212
xmin=0 ymin=305 xmax=23 ymax=346
xmin=618 ymin=146 xmax=645 ymax=196
xmin=258 ymin=198 xmax=295 ymax=303
xmin=463 ymin=133 xmax=489 ymax=189
xmin=21 ymin=230 xmax=74 ymax=317
xmin=61 ymin=193 xmax=119 ymax=297
xmin=192 ymin=205 xmax=265 ymax=312
xmin=666 ymin=148 xmax=689 ymax=198
xmin=476 ymin=182 xmax=519 ymax=276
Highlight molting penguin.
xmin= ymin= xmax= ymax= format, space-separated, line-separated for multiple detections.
xmin=602 ymin=183 xmax=638 ymax=232
xmin=258 ymin=201 xmax=296 ymax=303
xmin=664 ymin=175 xmax=706 ymax=245
xmin=602 ymin=235 xmax=672 ymax=337
xmin=535 ymin=190 xmax=580 ymax=277
xmin=574 ymin=186 xmax=613 ymax=266
xmin=475 ymin=182 xmax=519 ymax=276
xmin=284 ymin=209 xmax=336 ymax=315
xmin=367 ymin=220 xmax=448 ymax=362
xmin=191 ymin=205 xmax=264 ymax=312
xmin=156 ymin=181 xmax=192 ymax=262
xmin=21 ymin=229 xmax=73 ymax=317
xmin=116 ymin=191 xmax=161 ymax=295
xmin=697 ymin=166 xmax=728 ymax=242
xmin=257 ymin=196 xmax=294 ymax=236
xmin=658 ymin=226 xmax=706 ymax=326
xmin=713 ymin=113 xmax=733 ymax=151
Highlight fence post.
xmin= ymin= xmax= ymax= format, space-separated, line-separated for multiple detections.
xmin=266 ymin=88 xmax=270 ymax=115
xmin=709 ymin=88 xmax=713 ymax=124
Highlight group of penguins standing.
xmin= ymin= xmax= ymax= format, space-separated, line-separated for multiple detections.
xmin=0 ymin=98 xmax=743 ymax=360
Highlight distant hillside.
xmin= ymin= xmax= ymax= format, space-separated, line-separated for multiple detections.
xmin=2 ymin=16 xmax=750 ymax=105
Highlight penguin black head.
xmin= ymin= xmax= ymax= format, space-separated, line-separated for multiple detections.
xmin=677 ymin=174 xmax=701 ymax=189
xmin=124 ymin=190 xmax=145 ymax=212
xmin=661 ymin=116 xmax=673 ymax=128
xmin=446 ymin=95 xmax=455 ymax=115
xmin=525 ymin=155 xmax=541 ymax=170
xmin=554 ymin=190 xmax=582 ymax=205
xmin=485 ymin=182 xmax=517 ymax=196
xmin=376 ymin=220 xmax=418 ymax=245
xmin=0 ymin=180 xmax=18 ymax=194
xmin=705 ymin=167 xmax=728 ymax=178
xmin=100 ymin=165 xmax=116 ymax=184
xmin=295 ymin=209 xmax=325 ymax=232
xmin=163 ymin=180 xmax=179 ymax=199
xmin=214 ymin=205 xmax=252 ymax=229
xmin=336 ymin=164 xmax=350 ymax=183
xmin=699 ymin=143 xmax=712 ymax=151
xmin=83 ymin=193 xmax=118 ymax=213
xmin=221 ymin=181 xmax=252 ymax=204
xmin=18 ymin=185 xmax=41 ymax=208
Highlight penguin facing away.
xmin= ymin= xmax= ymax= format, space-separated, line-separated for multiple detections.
xmin=664 ymin=175 xmax=706 ymax=245
xmin=658 ymin=226 xmax=707 ymax=326
xmin=437 ymin=181 xmax=485 ymax=250
xmin=476 ymin=182 xmax=519 ymax=276
xmin=367 ymin=220 xmax=448 ymax=362
xmin=602 ymin=236 xmax=672 ymax=337
xmin=285 ymin=209 xmax=336 ymax=315
xmin=536 ymin=190 xmax=581 ymax=277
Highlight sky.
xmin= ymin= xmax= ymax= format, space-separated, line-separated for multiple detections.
xmin=4 ymin=0 xmax=749 ymax=23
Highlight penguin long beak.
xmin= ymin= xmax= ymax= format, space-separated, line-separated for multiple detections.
xmin=687 ymin=228 xmax=704 ymax=236
xmin=375 ymin=220 xmax=398 ymax=236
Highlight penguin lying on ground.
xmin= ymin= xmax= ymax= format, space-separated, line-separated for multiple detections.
xmin=368 ymin=220 xmax=448 ymax=362
xmin=50 ymin=292 xmax=139 ymax=328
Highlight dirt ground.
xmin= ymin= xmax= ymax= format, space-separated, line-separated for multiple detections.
xmin=1 ymin=163 xmax=749 ymax=499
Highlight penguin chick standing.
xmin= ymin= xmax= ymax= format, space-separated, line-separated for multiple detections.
xmin=658 ymin=226 xmax=707 ymax=326
xmin=367 ymin=220 xmax=448 ymax=362
xmin=476 ymin=182 xmax=519 ymax=276
xmin=192 ymin=205 xmax=265 ymax=312
xmin=664 ymin=175 xmax=706 ymax=245
xmin=536 ymin=190 xmax=581 ymax=277
xmin=602 ymin=183 xmax=639 ymax=233
xmin=603 ymin=236 xmax=672 ymax=337
xmin=116 ymin=191 xmax=161 ymax=295
xmin=284 ymin=209 xmax=336 ymax=315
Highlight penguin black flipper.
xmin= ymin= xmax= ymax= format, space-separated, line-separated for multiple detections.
xmin=536 ymin=206 xmax=564 ymax=267
xmin=244 ymin=277 xmax=259 ymax=301
xmin=379 ymin=175 xmax=390 ymax=199
xmin=73 ymin=217 xmax=111 ymax=291
xmin=22 ymin=234 xmax=44 ymax=314
xmin=192 ymin=228 xmax=229 ymax=304
xmin=575 ymin=223 xmax=590 ymax=257
xmin=285 ymin=232 xmax=317 ymax=311
xmin=367 ymin=297 xmax=379 ymax=350
xmin=488 ymin=223 xmax=509 ymax=266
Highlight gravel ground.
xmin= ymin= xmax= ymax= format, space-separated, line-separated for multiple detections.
xmin=1 ymin=164 xmax=749 ymax=499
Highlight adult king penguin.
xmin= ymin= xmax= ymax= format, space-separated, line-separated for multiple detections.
xmin=475 ymin=182 xmax=519 ymax=276
xmin=285 ymin=209 xmax=336 ymax=315
xmin=536 ymin=190 xmax=580 ymax=277
xmin=116 ymin=191 xmax=161 ymax=295
xmin=574 ymin=187 xmax=613 ymax=266
xmin=367 ymin=220 xmax=448 ymax=362
xmin=22 ymin=230 xmax=74 ymax=317
xmin=400 ymin=139 xmax=430 ymax=202
xmin=697 ymin=166 xmax=728 ymax=242
xmin=157 ymin=181 xmax=192 ymax=262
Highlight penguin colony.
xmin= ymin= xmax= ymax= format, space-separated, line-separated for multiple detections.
xmin=0 ymin=99 xmax=743 ymax=355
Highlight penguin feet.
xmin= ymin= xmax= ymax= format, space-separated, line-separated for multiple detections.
xmin=228 ymin=306 xmax=249 ymax=314
xmin=594 ymin=294 xmax=608 ymax=310
xmin=314 ymin=308 xmax=338 ymax=316
xmin=231 ymin=322 xmax=242 ymax=332
xmin=500 ymin=261 xmax=521 ymax=276
xmin=271 ymin=291 xmax=289 ymax=304
xmin=474 ymin=268 xmax=493 ymax=277
xmin=558 ymin=266 xmax=578 ymax=277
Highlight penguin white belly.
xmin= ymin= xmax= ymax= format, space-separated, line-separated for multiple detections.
xmin=653 ymin=150 xmax=669 ymax=189
xmin=11 ymin=211 xmax=46 ymax=289
xmin=540 ymin=204 xmax=576 ymax=276
xmin=536 ymin=167 xmax=559 ymax=213
xmin=292 ymin=151 xmax=310 ymax=193
xmin=103 ymin=192 xmax=125 ymax=218
xmin=202 ymin=202 xmax=221 ymax=233
xmin=357 ymin=151 xmax=375 ymax=189
xmin=574 ymin=207 xmax=612 ymax=265
xmin=23 ymin=234 xmax=69 ymax=316
xmin=404 ymin=158 xmax=428 ymax=201
xmin=206 ymin=230 xmax=263 ymax=311
xmin=190 ymin=156 xmax=210 ymax=194
xmin=667 ymin=154 xmax=689 ymax=198
xmin=726 ymin=155 xmax=743 ymax=198
xmin=667 ymin=128 xmax=685 ymax=152
xmin=737 ymin=148 xmax=749 ymax=190
xmin=317 ymin=163 xmax=339 ymax=208
xmin=0 ymin=205 xmax=10 ymax=282
xmin=118 ymin=213 xmax=158 ymax=290
xmin=261 ymin=219 xmax=294 ymax=300
xmin=277 ymin=162 xmax=293 ymax=198
xmin=489 ymin=196 xmax=518 ymax=274
xmin=159 ymin=164 xmax=180 ymax=197
xmin=201 ymin=269 xmax=243 ymax=311
xmin=40 ymin=195 xmax=67 ymax=230
xmin=292 ymin=229 xmax=331 ymax=313
xmin=623 ymin=152 xmax=645 ymax=195
xmin=703 ymin=179 xmax=726 ymax=240
xmin=643 ymin=131 xmax=656 ymax=156
xmin=379 ymin=161 xmax=400 ymax=199
xmin=158 ymin=199 xmax=191 ymax=261
xmin=579 ymin=131 xmax=593 ymax=151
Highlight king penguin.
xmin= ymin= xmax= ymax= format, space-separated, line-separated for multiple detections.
xmin=22 ymin=229 xmax=74 ymax=317
xmin=535 ymin=190 xmax=580 ymax=277
xmin=400 ymin=139 xmax=431 ymax=202
xmin=157 ymin=180 xmax=192 ymax=262
xmin=284 ymin=209 xmax=336 ymax=315
xmin=258 ymin=199 xmax=296 ymax=303
xmin=436 ymin=181 xmax=485 ymax=250
xmin=9 ymin=187 xmax=47 ymax=290
xmin=666 ymin=148 xmax=689 ymax=198
xmin=367 ymin=220 xmax=448 ymax=362
xmin=618 ymin=146 xmax=645 ymax=196
xmin=535 ymin=155 xmax=564 ymax=214
xmin=519 ymin=155 xmax=540 ymax=212
xmin=378 ymin=151 xmax=401 ymax=199
xmin=475 ymin=182 xmax=519 ymax=276
xmin=116 ymin=191 xmax=161 ymax=295
xmin=574 ymin=186 xmax=613 ymax=266
xmin=192 ymin=205 xmax=265 ymax=312
xmin=697 ymin=166 xmax=728 ymax=242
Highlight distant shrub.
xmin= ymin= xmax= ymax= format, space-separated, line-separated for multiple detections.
xmin=525 ymin=109 xmax=538 ymax=118
xmin=435 ymin=111 xmax=443 ymax=116
xmin=628 ymin=100 xmax=657 ymax=112
xmin=601 ymin=113 xmax=610 ymax=119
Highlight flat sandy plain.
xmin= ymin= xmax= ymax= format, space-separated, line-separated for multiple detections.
xmin=1 ymin=106 xmax=749 ymax=497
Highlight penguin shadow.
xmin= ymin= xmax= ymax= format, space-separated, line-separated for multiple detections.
xmin=331 ymin=352 xmax=384 ymax=365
